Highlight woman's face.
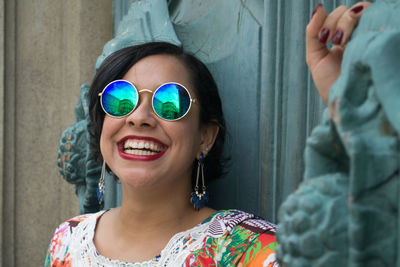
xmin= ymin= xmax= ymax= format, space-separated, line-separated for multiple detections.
xmin=100 ymin=54 xmax=205 ymax=189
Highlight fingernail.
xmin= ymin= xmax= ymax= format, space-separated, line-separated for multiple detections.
xmin=351 ymin=5 xmax=364 ymax=14
xmin=332 ymin=29 xmax=344 ymax=45
xmin=312 ymin=3 xmax=323 ymax=18
xmin=319 ymin=28 xmax=330 ymax=43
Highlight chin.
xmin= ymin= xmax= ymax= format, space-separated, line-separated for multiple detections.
xmin=117 ymin=169 xmax=163 ymax=188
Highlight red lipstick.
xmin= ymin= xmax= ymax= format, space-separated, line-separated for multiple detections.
xmin=117 ymin=135 xmax=168 ymax=161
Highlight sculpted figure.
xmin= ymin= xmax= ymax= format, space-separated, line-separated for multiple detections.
xmin=58 ymin=84 xmax=101 ymax=213
xmin=277 ymin=0 xmax=400 ymax=266
xmin=96 ymin=0 xmax=180 ymax=70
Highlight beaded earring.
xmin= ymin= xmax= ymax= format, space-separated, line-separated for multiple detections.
xmin=97 ymin=161 xmax=105 ymax=205
xmin=190 ymin=152 xmax=208 ymax=210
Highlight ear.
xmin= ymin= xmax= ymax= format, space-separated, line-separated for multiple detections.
xmin=197 ymin=123 xmax=220 ymax=159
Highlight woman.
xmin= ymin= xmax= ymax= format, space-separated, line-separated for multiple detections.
xmin=45 ymin=2 xmax=370 ymax=266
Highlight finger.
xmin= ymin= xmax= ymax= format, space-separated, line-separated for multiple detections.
xmin=318 ymin=5 xmax=349 ymax=44
xmin=332 ymin=2 xmax=372 ymax=46
xmin=306 ymin=3 xmax=328 ymax=69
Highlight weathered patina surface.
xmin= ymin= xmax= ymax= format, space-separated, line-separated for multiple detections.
xmin=277 ymin=0 xmax=400 ymax=266
xmin=96 ymin=0 xmax=180 ymax=70
xmin=58 ymin=84 xmax=101 ymax=213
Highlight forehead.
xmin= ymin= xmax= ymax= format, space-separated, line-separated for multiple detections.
xmin=122 ymin=54 xmax=193 ymax=91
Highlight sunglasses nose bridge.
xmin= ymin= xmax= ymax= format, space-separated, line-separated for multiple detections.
xmin=138 ymin=89 xmax=153 ymax=94
xmin=129 ymin=89 xmax=155 ymax=118
xmin=136 ymin=88 xmax=155 ymax=112
xmin=137 ymin=89 xmax=154 ymax=107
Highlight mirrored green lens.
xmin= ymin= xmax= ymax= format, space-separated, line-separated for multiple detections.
xmin=101 ymin=80 xmax=138 ymax=117
xmin=153 ymin=83 xmax=191 ymax=120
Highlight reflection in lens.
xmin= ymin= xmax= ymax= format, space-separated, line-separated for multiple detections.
xmin=102 ymin=80 xmax=138 ymax=117
xmin=153 ymin=83 xmax=190 ymax=120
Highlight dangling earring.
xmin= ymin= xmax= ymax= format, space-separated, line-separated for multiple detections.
xmin=97 ymin=161 xmax=105 ymax=205
xmin=191 ymin=152 xmax=208 ymax=210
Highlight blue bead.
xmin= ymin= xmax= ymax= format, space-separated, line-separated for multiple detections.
xmin=190 ymin=191 xmax=209 ymax=210
xmin=97 ymin=188 xmax=104 ymax=203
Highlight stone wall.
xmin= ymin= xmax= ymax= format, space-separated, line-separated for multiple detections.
xmin=0 ymin=1 xmax=113 ymax=266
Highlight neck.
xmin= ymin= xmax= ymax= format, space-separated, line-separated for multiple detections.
xmin=120 ymin=183 xmax=192 ymax=226
xmin=113 ymin=176 xmax=212 ymax=239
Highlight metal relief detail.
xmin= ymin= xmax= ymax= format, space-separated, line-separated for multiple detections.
xmin=277 ymin=0 xmax=400 ymax=266
xmin=58 ymin=84 xmax=101 ymax=214
xmin=96 ymin=0 xmax=181 ymax=71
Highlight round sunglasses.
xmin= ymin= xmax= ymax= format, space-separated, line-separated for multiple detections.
xmin=98 ymin=80 xmax=196 ymax=121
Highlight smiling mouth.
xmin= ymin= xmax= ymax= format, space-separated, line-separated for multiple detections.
xmin=118 ymin=136 xmax=168 ymax=160
xmin=123 ymin=139 xmax=165 ymax=155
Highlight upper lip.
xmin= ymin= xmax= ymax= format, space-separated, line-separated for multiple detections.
xmin=117 ymin=135 xmax=168 ymax=151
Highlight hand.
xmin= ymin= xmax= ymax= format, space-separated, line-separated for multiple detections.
xmin=306 ymin=2 xmax=371 ymax=103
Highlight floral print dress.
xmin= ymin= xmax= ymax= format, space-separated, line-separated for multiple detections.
xmin=45 ymin=209 xmax=279 ymax=266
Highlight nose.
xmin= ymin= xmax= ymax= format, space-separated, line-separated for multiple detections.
xmin=125 ymin=89 xmax=157 ymax=128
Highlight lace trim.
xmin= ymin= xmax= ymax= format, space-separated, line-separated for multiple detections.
xmin=68 ymin=210 xmax=212 ymax=266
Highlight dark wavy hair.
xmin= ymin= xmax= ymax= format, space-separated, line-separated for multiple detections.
xmin=88 ymin=42 xmax=228 ymax=183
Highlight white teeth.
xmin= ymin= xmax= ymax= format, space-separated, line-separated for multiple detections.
xmin=123 ymin=139 xmax=164 ymax=153
xmin=124 ymin=140 xmax=130 ymax=148
xmin=124 ymin=149 xmax=158 ymax=156
xmin=138 ymin=141 xmax=144 ymax=149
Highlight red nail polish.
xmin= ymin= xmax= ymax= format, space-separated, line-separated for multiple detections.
xmin=332 ymin=29 xmax=344 ymax=45
xmin=312 ymin=3 xmax=323 ymax=18
xmin=351 ymin=5 xmax=364 ymax=14
xmin=319 ymin=28 xmax=330 ymax=43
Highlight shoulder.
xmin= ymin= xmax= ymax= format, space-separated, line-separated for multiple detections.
xmin=44 ymin=211 xmax=105 ymax=267
xmin=51 ymin=211 xmax=101 ymax=242
xmin=207 ymin=209 xmax=276 ymax=239
xmin=215 ymin=209 xmax=279 ymax=266
xmin=186 ymin=209 xmax=279 ymax=266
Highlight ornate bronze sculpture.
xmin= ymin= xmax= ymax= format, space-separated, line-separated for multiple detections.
xmin=277 ymin=0 xmax=400 ymax=265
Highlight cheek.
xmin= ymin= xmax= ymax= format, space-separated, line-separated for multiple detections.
xmin=99 ymin=117 xmax=121 ymax=155
xmin=99 ymin=133 xmax=107 ymax=157
xmin=172 ymin=122 xmax=202 ymax=153
xmin=99 ymin=126 xmax=109 ymax=158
